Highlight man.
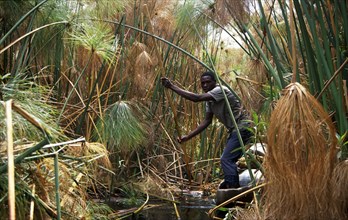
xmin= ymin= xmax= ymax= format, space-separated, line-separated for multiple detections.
xmin=161 ymin=71 xmax=252 ymax=188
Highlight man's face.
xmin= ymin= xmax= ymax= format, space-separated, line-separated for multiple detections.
xmin=201 ymin=76 xmax=216 ymax=93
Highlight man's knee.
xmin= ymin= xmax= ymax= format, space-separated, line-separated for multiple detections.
xmin=220 ymin=156 xmax=239 ymax=165
xmin=220 ymin=156 xmax=228 ymax=165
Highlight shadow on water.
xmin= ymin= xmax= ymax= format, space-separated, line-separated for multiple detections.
xmin=108 ymin=191 xmax=216 ymax=220
xmin=131 ymin=204 xmax=212 ymax=220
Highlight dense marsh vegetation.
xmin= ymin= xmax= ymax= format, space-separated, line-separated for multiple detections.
xmin=0 ymin=0 xmax=347 ymax=219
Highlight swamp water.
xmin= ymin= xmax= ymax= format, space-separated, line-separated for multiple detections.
xmin=107 ymin=190 xmax=216 ymax=220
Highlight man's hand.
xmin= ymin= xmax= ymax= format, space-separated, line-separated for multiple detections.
xmin=161 ymin=77 xmax=173 ymax=88
xmin=177 ymin=135 xmax=190 ymax=143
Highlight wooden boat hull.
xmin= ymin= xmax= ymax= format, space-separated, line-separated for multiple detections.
xmin=215 ymin=185 xmax=253 ymax=206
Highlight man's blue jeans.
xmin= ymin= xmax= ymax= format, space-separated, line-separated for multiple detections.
xmin=220 ymin=128 xmax=252 ymax=186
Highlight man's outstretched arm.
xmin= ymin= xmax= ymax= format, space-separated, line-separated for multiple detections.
xmin=178 ymin=112 xmax=213 ymax=143
xmin=161 ymin=77 xmax=213 ymax=102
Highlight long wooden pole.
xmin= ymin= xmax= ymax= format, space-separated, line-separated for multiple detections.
xmin=54 ymin=153 xmax=61 ymax=220
xmin=5 ymin=100 xmax=16 ymax=219
xmin=290 ymin=0 xmax=297 ymax=83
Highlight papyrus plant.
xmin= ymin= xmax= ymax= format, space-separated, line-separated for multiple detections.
xmin=264 ymin=82 xmax=339 ymax=219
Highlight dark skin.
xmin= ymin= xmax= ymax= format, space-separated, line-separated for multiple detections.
xmin=161 ymin=76 xmax=217 ymax=143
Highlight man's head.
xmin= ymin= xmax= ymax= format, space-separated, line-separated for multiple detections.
xmin=201 ymin=71 xmax=216 ymax=92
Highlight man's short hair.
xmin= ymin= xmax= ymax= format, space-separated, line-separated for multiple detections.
xmin=201 ymin=71 xmax=216 ymax=81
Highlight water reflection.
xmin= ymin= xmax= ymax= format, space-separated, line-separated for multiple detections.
xmin=131 ymin=203 xmax=212 ymax=220
xmin=110 ymin=190 xmax=215 ymax=220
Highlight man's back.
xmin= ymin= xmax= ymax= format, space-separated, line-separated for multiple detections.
xmin=206 ymin=85 xmax=249 ymax=132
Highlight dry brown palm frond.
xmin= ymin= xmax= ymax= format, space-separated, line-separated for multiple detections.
xmin=263 ymin=82 xmax=338 ymax=220
xmin=35 ymin=158 xmax=88 ymax=217
xmin=34 ymin=143 xmax=112 ymax=217
xmin=246 ymin=59 xmax=268 ymax=91
xmin=86 ymin=142 xmax=112 ymax=168
xmin=124 ymin=0 xmax=175 ymax=40
xmin=145 ymin=0 xmax=176 ymax=38
xmin=29 ymin=160 xmax=55 ymax=205
xmin=152 ymin=8 xmax=175 ymax=38
xmin=56 ymin=160 xmax=88 ymax=215
xmin=64 ymin=141 xmax=111 ymax=170
xmin=237 ymin=59 xmax=268 ymax=114
xmin=222 ymin=0 xmax=250 ymax=26
xmin=126 ymin=41 xmax=154 ymax=97
xmin=133 ymin=50 xmax=156 ymax=96
xmin=58 ymin=141 xmax=112 ymax=193
xmin=135 ymin=50 xmax=153 ymax=67
xmin=202 ymin=0 xmax=231 ymax=26
xmin=130 ymin=41 xmax=148 ymax=57
xmin=331 ymin=160 xmax=348 ymax=219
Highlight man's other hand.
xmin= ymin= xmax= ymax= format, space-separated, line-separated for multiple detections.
xmin=177 ymin=135 xmax=189 ymax=143
xmin=161 ymin=77 xmax=173 ymax=88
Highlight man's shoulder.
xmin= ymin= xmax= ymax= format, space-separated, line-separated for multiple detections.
xmin=209 ymin=85 xmax=232 ymax=96
xmin=209 ymin=85 xmax=225 ymax=92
